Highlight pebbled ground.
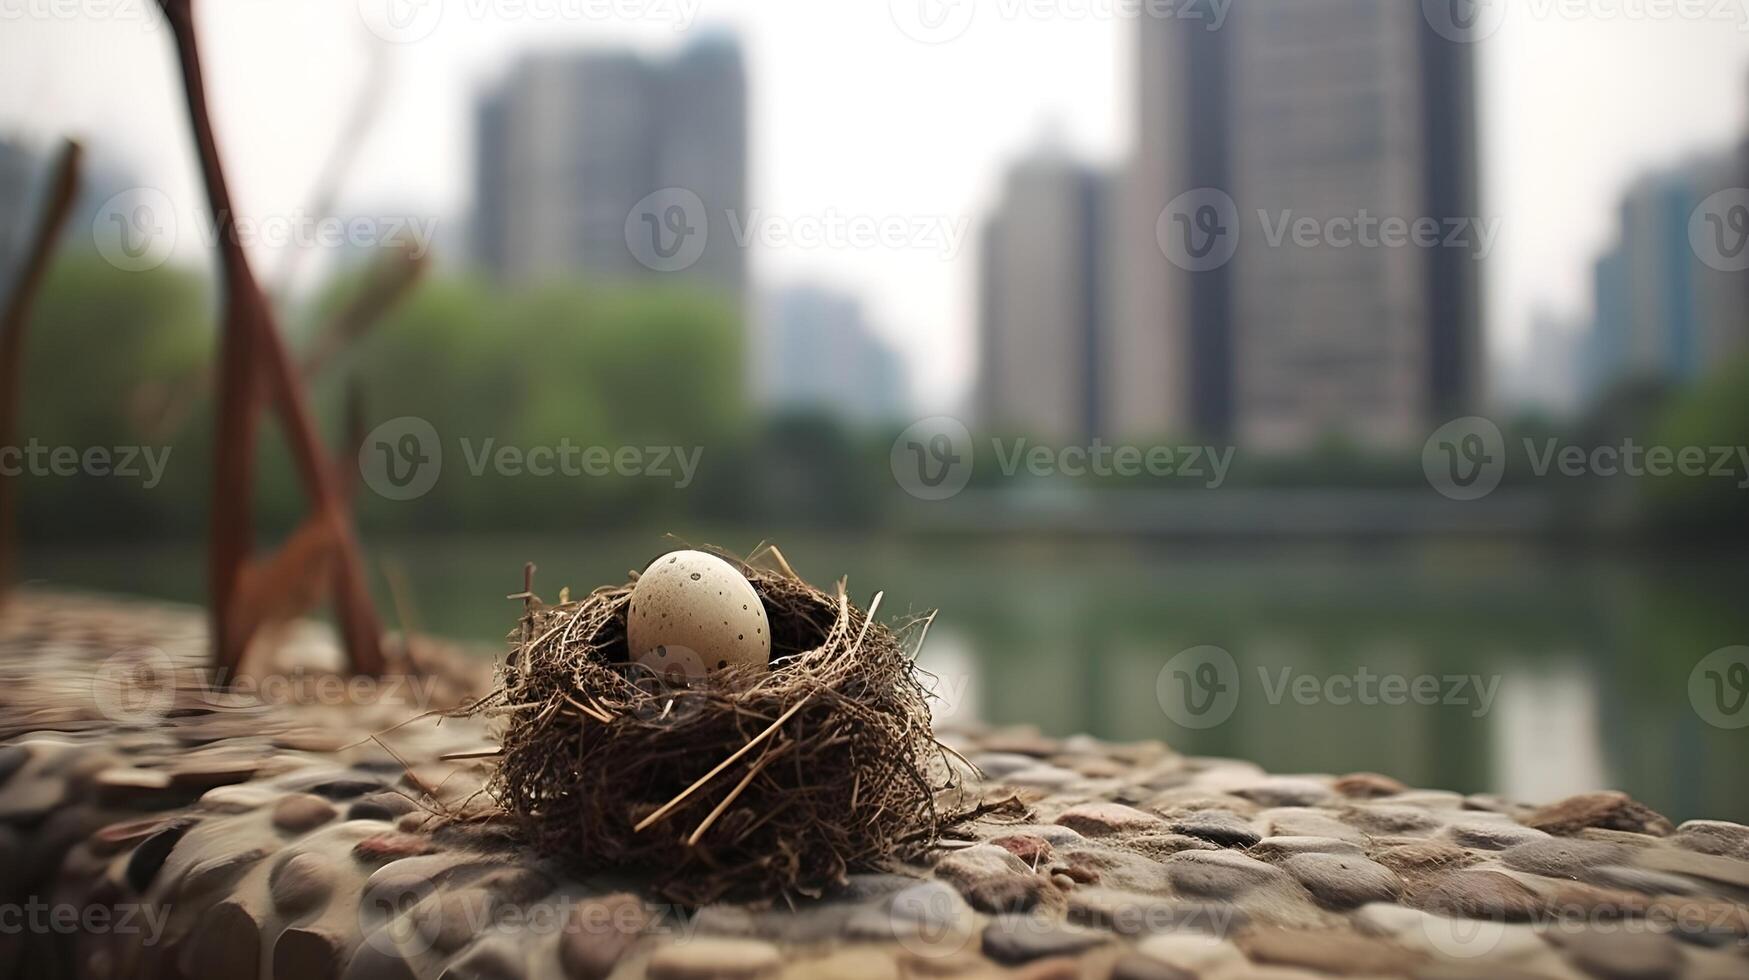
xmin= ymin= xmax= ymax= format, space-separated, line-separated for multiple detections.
xmin=1 ymin=591 xmax=1746 ymax=980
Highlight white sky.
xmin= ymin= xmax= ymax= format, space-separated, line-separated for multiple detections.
xmin=2 ymin=1 xmax=1747 ymax=410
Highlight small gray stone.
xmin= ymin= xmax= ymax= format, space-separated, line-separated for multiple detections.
xmin=1443 ymin=818 xmax=1551 ymax=851
xmin=1249 ymin=836 xmax=1364 ymax=859
xmin=1501 ymin=838 xmax=1630 ymax=879
xmin=1555 ymin=928 xmax=1682 ymax=980
xmin=1168 ymin=810 xmax=1260 ymax=848
xmin=1160 ymin=849 xmax=1285 ymax=899
xmin=267 ymin=854 xmax=335 ymax=917
xmin=980 ymin=914 xmax=1109 ymax=965
xmin=1673 ymin=820 xmax=1749 ymax=861
xmin=933 ymin=843 xmax=1027 ymax=887
xmin=1586 ymin=864 xmax=1701 ymax=896
xmin=1279 ymin=852 xmax=1404 ymax=909
xmin=1229 ymin=777 xmax=1335 ymax=808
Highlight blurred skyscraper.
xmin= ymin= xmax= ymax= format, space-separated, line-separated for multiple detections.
xmin=1117 ymin=2 xmax=1481 ymax=449
xmin=472 ymin=37 xmax=746 ymax=296
xmin=1584 ymin=150 xmax=1748 ymax=399
xmin=757 ymin=285 xmax=910 ymax=426
xmin=0 ymin=136 xmax=41 ymax=288
xmin=978 ymin=144 xmax=1111 ymax=442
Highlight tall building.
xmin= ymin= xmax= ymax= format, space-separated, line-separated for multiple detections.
xmin=472 ymin=37 xmax=747 ymax=296
xmin=757 ymin=285 xmax=910 ymax=425
xmin=978 ymin=145 xmax=1111 ymax=442
xmin=1117 ymin=1 xmax=1481 ymax=449
xmin=0 ymin=136 xmax=42 ymax=290
xmin=1584 ymin=151 xmax=1749 ymax=399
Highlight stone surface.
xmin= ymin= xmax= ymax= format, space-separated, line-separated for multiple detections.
xmin=273 ymin=792 xmax=340 ymax=832
xmin=1055 ymin=802 xmax=1166 ymax=836
xmin=1278 ymin=853 xmax=1404 ymax=908
xmin=1 ymin=592 xmax=1745 ymax=980
xmin=646 ymin=938 xmax=782 ymax=979
xmin=1525 ymin=791 xmax=1675 ymax=838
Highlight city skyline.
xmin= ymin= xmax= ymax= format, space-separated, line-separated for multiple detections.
xmin=2 ymin=5 xmax=1748 ymax=415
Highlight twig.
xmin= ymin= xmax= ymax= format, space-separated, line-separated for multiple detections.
xmin=633 ymin=694 xmax=813 ymax=833
xmin=686 ymin=744 xmax=781 ymax=846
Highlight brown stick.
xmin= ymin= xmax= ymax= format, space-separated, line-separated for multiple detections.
xmin=0 ymin=139 xmax=82 ymax=605
xmin=158 ymin=0 xmax=384 ymax=676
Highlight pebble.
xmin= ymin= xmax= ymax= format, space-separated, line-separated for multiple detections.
xmin=273 ymin=793 xmax=340 ymax=833
xmin=1672 ymin=820 xmax=1749 ymax=860
xmin=1500 ymin=837 xmax=1631 ymax=879
xmin=990 ymin=834 xmax=1054 ymax=865
xmin=1249 ymin=836 xmax=1364 ymax=859
xmin=91 ymin=815 xmax=179 ymax=856
xmin=198 ymin=784 xmax=279 ymax=813
xmin=1586 ymin=864 xmax=1701 ymax=896
xmin=1261 ymin=807 xmax=1369 ymax=844
xmin=646 ymin=938 xmax=782 ymax=979
xmin=1168 ymin=810 xmax=1261 ymax=848
xmin=1333 ymin=772 xmax=1407 ymax=798
xmin=0 ymin=744 xmax=27 ymax=785
xmin=1373 ymin=840 xmax=1475 ymax=875
xmin=1055 ymin=803 xmax=1166 ymax=836
xmin=1160 ymin=850 xmax=1286 ymax=899
xmin=980 ymin=915 xmax=1109 ymax=965
xmin=1278 ymin=853 xmax=1404 ymax=908
xmin=1132 ymin=933 xmax=1247 ymax=974
xmin=1636 ymin=847 xmax=1749 ymax=890
xmin=272 ymin=927 xmax=348 ymax=980
xmin=780 ymin=949 xmax=898 ymax=980
xmin=349 ymin=792 xmax=419 ymax=822
xmin=965 ymin=874 xmax=1053 ymax=913
xmin=1230 ymin=778 xmax=1336 ymax=808
xmin=272 ymin=852 xmax=339 ymax=914
xmin=185 ymin=900 xmax=262 ymax=979
xmin=1553 ymin=929 xmax=1683 ymax=980
xmin=1242 ymin=928 xmax=1423 ymax=975
xmin=1524 ymin=791 xmax=1675 ymax=838
xmin=1110 ymin=954 xmax=1196 ymax=980
xmin=1412 ymin=869 xmax=1545 ymax=921
xmin=1345 ymin=805 xmax=1440 ymax=836
xmin=933 ymin=843 xmax=1029 ymax=887
xmin=353 ymin=832 xmax=436 ymax=863
xmin=560 ymin=893 xmax=654 ymax=979
xmin=1441 ymin=817 xmax=1550 ymax=851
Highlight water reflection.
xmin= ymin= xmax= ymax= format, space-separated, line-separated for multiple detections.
xmin=20 ymin=534 xmax=1749 ymax=822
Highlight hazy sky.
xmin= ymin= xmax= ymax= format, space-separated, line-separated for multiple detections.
xmin=2 ymin=1 xmax=1747 ymax=409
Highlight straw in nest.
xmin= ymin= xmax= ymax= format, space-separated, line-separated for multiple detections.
xmin=471 ymin=546 xmax=962 ymax=904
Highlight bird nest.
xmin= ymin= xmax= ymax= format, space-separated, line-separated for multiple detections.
xmin=471 ymin=547 xmax=960 ymax=905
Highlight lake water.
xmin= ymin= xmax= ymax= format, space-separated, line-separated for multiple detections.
xmin=19 ymin=532 xmax=1749 ymax=823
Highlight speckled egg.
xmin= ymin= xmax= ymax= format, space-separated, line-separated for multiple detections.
xmin=627 ymin=550 xmax=770 ymax=681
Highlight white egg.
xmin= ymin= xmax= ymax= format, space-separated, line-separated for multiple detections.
xmin=627 ymin=550 xmax=770 ymax=681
